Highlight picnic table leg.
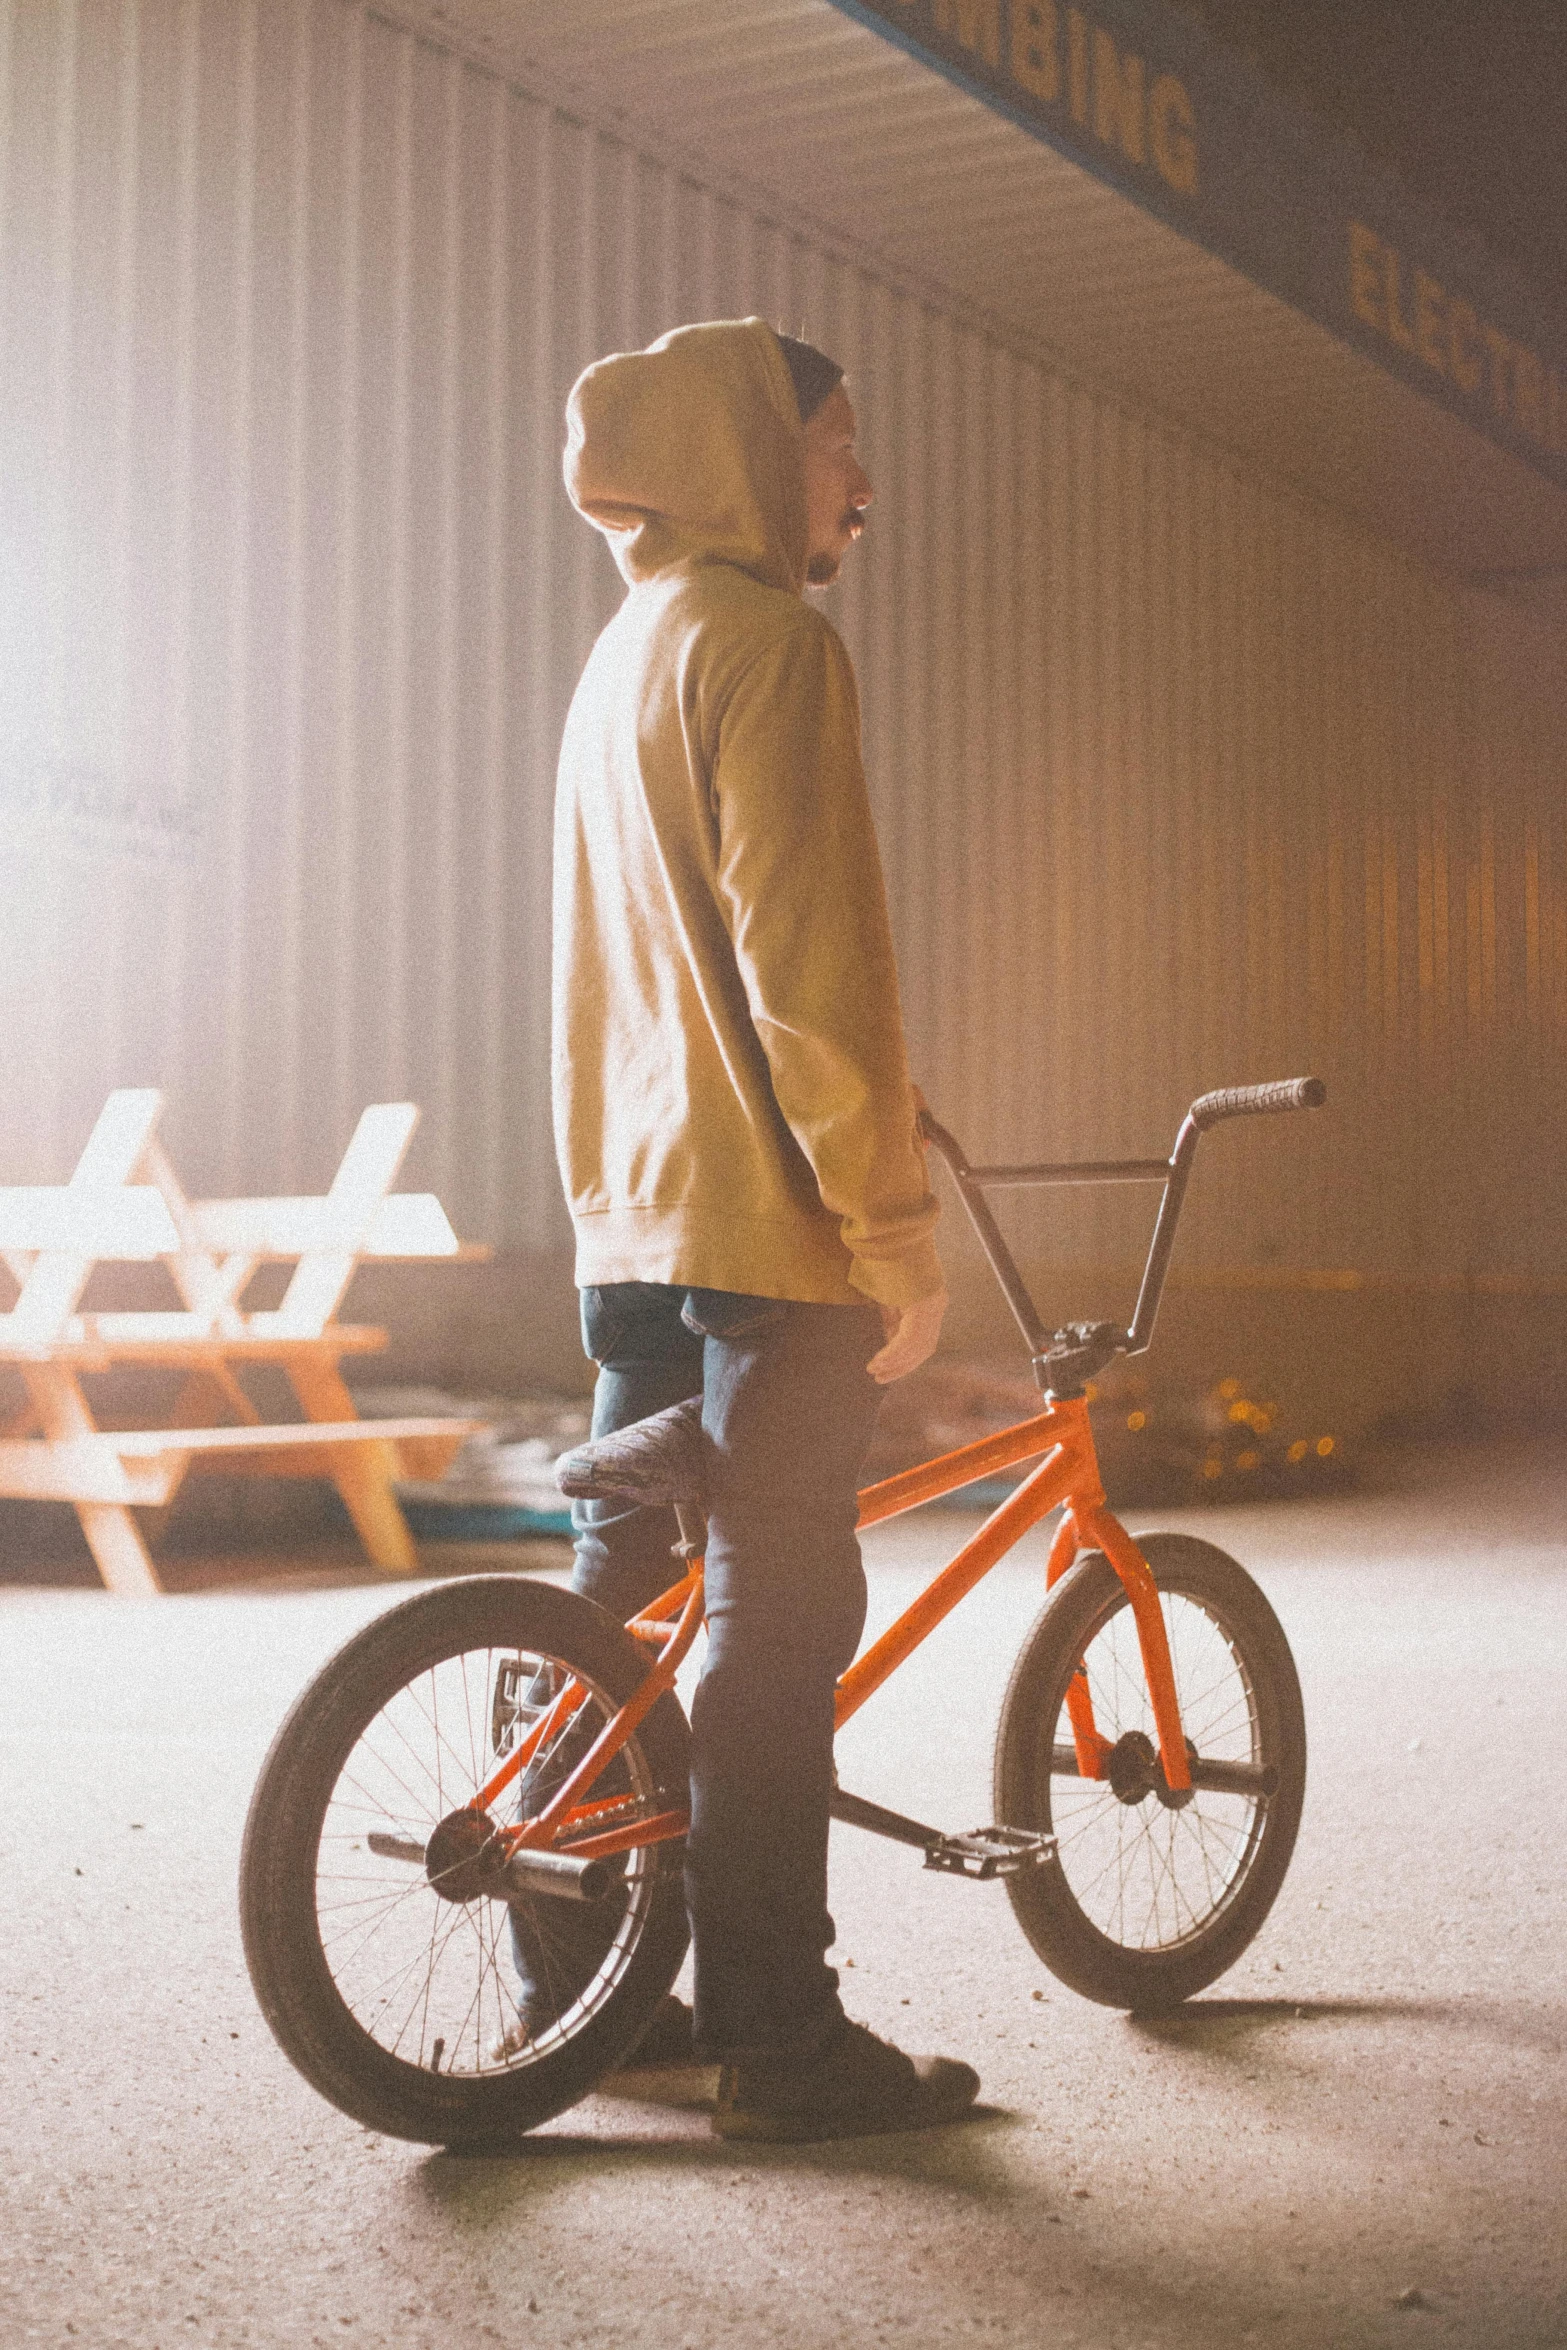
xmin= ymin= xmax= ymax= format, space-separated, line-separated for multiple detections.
xmin=284 ymin=1356 xmax=417 ymax=1577
xmin=170 ymin=1363 xmax=263 ymax=1431
xmin=21 ymin=1365 xmax=163 ymax=1600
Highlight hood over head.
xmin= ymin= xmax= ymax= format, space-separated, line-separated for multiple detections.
xmin=563 ymin=318 xmax=808 ymax=593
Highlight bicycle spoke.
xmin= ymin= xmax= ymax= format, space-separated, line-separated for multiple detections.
xmin=412 ymin=1883 xmax=448 ymax=2067
xmin=386 ymin=1900 xmax=471 ymax=2066
xmin=316 ymin=1877 xmax=431 ymax=1923
xmin=396 ymin=1666 xmax=495 ymax=1809
xmin=448 ymin=1900 xmax=505 ymax=2071
xmin=317 ymin=1871 xmax=439 ymax=1967
xmin=459 ymin=1651 xmax=484 ymax=1795
xmin=332 ymin=1746 xmax=440 ymax=1835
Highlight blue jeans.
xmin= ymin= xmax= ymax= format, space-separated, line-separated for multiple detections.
xmin=572 ymin=1281 xmax=884 ymax=2058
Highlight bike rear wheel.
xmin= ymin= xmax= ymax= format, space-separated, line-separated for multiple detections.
xmin=995 ymin=1533 xmax=1305 ymax=2011
xmin=240 ymin=1576 xmax=690 ymax=2147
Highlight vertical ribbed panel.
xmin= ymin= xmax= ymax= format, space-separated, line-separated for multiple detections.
xmin=1 ymin=0 xmax=1564 ymax=1318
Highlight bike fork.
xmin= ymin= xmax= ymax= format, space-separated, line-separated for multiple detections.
xmin=1047 ymin=1505 xmax=1193 ymax=1794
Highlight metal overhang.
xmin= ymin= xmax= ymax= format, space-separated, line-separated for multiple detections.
xmin=381 ymin=0 xmax=1567 ymax=580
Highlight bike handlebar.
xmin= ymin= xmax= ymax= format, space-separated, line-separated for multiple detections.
xmin=1188 ymin=1075 xmax=1326 ymax=1130
xmin=920 ymin=1076 xmax=1326 ymax=1392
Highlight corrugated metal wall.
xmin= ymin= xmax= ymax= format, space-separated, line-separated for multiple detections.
xmin=2 ymin=0 xmax=1564 ymax=1392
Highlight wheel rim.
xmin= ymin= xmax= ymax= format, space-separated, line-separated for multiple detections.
xmin=1046 ymin=1587 xmax=1269 ymax=1955
xmin=311 ymin=1642 xmax=660 ymax=2080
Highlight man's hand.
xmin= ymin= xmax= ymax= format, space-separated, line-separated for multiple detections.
xmin=867 ymin=1289 xmax=947 ymax=1385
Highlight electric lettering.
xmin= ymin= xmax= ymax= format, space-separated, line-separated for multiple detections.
xmin=1348 ymin=221 xmax=1567 ymax=461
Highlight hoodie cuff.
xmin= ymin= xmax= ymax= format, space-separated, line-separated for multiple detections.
xmin=845 ymin=1236 xmax=946 ymax=1313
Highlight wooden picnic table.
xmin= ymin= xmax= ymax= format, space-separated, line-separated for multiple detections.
xmin=0 ymin=1092 xmax=486 ymax=1596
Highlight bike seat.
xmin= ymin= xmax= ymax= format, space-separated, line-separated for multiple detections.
xmin=554 ymin=1394 xmax=708 ymax=1509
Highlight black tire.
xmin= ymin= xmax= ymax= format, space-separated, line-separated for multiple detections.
xmin=240 ymin=1576 xmax=691 ymax=2147
xmin=995 ymin=1533 xmax=1305 ymax=2011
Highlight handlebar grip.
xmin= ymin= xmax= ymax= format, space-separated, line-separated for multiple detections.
xmin=1189 ymin=1076 xmax=1326 ymax=1130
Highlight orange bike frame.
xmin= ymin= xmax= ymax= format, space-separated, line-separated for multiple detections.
xmin=461 ymin=1078 xmax=1336 ymax=1856
xmin=839 ymin=1393 xmax=1187 ymax=1788
xmin=467 ymin=1390 xmax=1190 ymax=1859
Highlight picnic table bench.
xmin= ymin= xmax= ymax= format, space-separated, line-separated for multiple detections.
xmin=0 ymin=1090 xmax=485 ymax=1597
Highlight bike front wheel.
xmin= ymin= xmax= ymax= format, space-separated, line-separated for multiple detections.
xmin=994 ymin=1533 xmax=1306 ymax=2011
xmin=240 ymin=1576 xmax=691 ymax=2147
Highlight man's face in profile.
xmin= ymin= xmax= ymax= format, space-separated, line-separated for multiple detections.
xmin=802 ymin=384 xmax=873 ymax=587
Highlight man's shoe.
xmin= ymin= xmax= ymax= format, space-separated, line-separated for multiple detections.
xmin=712 ymin=2015 xmax=980 ymax=2144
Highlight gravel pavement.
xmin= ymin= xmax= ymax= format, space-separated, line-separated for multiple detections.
xmin=4 ymin=1437 xmax=1565 ymax=2350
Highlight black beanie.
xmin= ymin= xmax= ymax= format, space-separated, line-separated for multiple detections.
xmin=775 ymin=332 xmax=844 ymax=423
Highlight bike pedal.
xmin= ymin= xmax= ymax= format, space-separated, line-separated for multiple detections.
xmin=922 ymin=1826 xmax=1057 ymax=1880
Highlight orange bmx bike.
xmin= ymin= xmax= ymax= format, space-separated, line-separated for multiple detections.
xmin=241 ymin=1077 xmax=1324 ymax=2148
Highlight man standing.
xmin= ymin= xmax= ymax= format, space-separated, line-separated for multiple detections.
xmin=549 ymin=317 xmax=978 ymax=2141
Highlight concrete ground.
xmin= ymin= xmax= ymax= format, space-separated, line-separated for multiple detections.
xmin=3 ymin=1437 xmax=1565 ymax=2350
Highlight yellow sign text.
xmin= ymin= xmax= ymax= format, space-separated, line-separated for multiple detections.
xmin=1349 ymin=220 xmax=1567 ymax=460
xmin=904 ymin=0 xmax=1198 ymax=197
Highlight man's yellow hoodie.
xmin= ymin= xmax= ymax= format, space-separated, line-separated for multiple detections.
xmin=552 ymin=317 xmax=942 ymax=1311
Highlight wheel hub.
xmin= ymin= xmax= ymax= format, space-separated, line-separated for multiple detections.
xmin=1104 ymin=1731 xmax=1196 ymax=1811
xmin=424 ymin=1807 xmax=503 ymax=1904
xmin=1105 ymin=1729 xmax=1158 ymax=1804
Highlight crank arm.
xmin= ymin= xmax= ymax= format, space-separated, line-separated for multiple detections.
xmin=829 ymin=1786 xmax=943 ymax=1851
xmin=830 ymin=1788 xmax=1054 ymax=1879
